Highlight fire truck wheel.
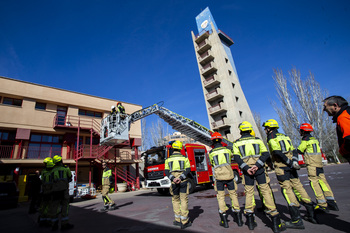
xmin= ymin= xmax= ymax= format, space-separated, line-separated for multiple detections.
xmin=188 ymin=179 xmax=196 ymax=194
xmin=234 ymin=171 xmax=241 ymax=184
xmin=157 ymin=188 xmax=170 ymax=195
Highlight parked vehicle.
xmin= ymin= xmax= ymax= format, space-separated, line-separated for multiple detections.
xmin=143 ymin=143 xmax=242 ymax=195
xmin=298 ymin=149 xmax=328 ymax=166
xmin=69 ymin=171 xmax=77 ymax=202
xmin=0 ymin=181 xmax=19 ymax=209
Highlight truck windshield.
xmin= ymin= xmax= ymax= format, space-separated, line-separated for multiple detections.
xmin=145 ymin=150 xmax=166 ymax=167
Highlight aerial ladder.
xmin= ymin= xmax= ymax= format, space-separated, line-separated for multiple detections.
xmin=100 ymin=102 xmax=233 ymax=148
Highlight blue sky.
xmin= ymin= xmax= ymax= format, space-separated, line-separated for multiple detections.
xmin=1 ymin=0 xmax=349 ymax=131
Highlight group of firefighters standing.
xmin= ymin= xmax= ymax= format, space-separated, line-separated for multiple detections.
xmin=164 ymin=119 xmax=338 ymax=232
xmin=38 ymin=155 xmax=74 ymax=231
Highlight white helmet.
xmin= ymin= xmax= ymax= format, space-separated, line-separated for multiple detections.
xmin=111 ymin=105 xmax=115 ymax=109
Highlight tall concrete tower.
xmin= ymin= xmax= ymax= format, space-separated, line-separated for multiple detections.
xmin=191 ymin=7 xmax=261 ymax=141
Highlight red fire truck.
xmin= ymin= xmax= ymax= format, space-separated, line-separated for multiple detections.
xmin=143 ymin=143 xmax=242 ymax=195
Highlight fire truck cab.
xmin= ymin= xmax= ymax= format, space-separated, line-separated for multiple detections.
xmin=143 ymin=143 xmax=241 ymax=195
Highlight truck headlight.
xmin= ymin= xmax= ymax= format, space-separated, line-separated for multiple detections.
xmin=161 ymin=179 xmax=169 ymax=185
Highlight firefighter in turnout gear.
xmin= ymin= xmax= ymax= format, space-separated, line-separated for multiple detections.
xmin=233 ymin=122 xmax=286 ymax=233
xmin=297 ymin=123 xmax=339 ymax=212
xmin=38 ymin=157 xmax=54 ymax=227
xmin=263 ymin=119 xmax=317 ymax=229
xmin=164 ymin=140 xmax=192 ymax=229
xmin=208 ymin=132 xmax=242 ymax=228
xmin=50 ymin=155 xmax=74 ymax=231
xmin=101 ymin=162 xmax=117 ymax=211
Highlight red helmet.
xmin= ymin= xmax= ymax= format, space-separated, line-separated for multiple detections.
xmin=300 ymin=123 xmax=313 ymax=132
xmin=211 ymin=132 xmax=223 ymax=140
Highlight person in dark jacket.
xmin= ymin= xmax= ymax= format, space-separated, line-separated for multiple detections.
xmin=323 ymin=95 xmax=350 ymax=163
xmin=28 ymin=170 xmax=42 ymax=214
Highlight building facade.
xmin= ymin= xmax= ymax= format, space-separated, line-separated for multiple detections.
xmin=191 ymin=7 xmax=261 ymax=141
xmin=0 ymin=76 xmax=142 ymax=198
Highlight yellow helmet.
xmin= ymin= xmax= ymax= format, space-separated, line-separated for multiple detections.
xmin=172 ymin=140 xmax=183 ymax=150
xmin=238 ymin=121 xmax=253 ymax=132
xmin=43 ymin=157 xmax=53 ymax=164
xmin=53 ymin=155 xmax=62 ymax=164
xmin=263 ymin=119 xmax=279 ymax=129
xmin=250 ymin=130 xmax=256 ymax=137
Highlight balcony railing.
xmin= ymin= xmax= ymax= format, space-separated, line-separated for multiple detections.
xmin=208 ymin=102 xmax=227 ymax=115
xmin=195 ymin=30 xmax=210 ymax=43
xmin=206 ymin=88 xmax=223 ymax=101
xmin=199 ymin=50 xmax=214 ymax=65
xmin=0 ymin=145 xmax=65 ymax=160
xmin=201 ymin=62 xmax=217 ymax=76
xmin=203 ymin=74 xmax=220 ymax=88
xmin=211 ymin=118 xmax=230 ymax=129
xmin=53 ymin=114 xmax=100 ymax=135
xmin=196 ymin=39 xmax=211 ymax=54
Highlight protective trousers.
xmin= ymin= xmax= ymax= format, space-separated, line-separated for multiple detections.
xmin=275 ymin=167 xmax=311 ymax=207
xmin=50 ymin=190 xmax=70 ymax=226
xmin=102 ymin=185 xmax=115 ymax=206
xmin=39 ymin=193 xmax=52 ymax=222
xmin=307 ymin=166 xmax=334 ymax=207
xmin=215 ymin=179 xmax=240 ymax=213
xmin=170 ymin=180 xmax=189 ymax=224
xmin=244 ymin=168 xmax=278 ymax=216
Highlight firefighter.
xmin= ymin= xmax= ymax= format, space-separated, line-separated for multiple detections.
xmin=101 ymin=162 xmax=117 ymax=211
xmin=263 ymin=119 xmax=317 ymax=229
xmin=232 ymin=122 xmax=286 ymax=233
xmin=208 ymin=132 xmax=242 ymax=228
xmin=38 ymin=157 xmax=54 ymax=227
xmin=111 ymin=105 xmax=117 ymax=115
xmin=297 ymin=123 xmax=339 ymax=212
xmin=116 ymin=102 xmax=125 ymax=114
xmin=164 ymin=140 xmax=192 ymax=229
xmin=50 ymin=155 xmax=74 ymax=231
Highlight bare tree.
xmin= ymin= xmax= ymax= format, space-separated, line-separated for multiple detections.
xmin=271 ymin=68 xmax=339 ymax=163
xmin=253 ymin=112 xmax=267 ymax=145
xmin=140 ymin=118 xmax=149 ymax=152
xmin=149 ymin=118 xmax=170 ymax=147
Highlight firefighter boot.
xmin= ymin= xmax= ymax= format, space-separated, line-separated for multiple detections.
xmin=219 ymin=212 xmax=229 ymax=228
xmin=108 ymin=203 xmax=118 ymax=211
xmin=285 ymin=206 xmax=305 ymax=229
xmin=271 ymin=215 xmax=286 ymax=233
xmin=304 ymin=202 xmax=318 ymax=224
xmin=233 ymin=211 xmax=243 ymax=227
xmin=173 ymin=220 xmax=181 ymax=227
xmin=100 ymin=205 xmax=109 ymax=212
xmin=61 ymin=223 xmax=74 ymax=231
xmin=327 ymin=200 xmax=339 ymax=211
xmin=315 ymin=204 xmax=329 ymax=213
xmin=245 ymin=213 xmax=257 ymax=230
xmin=181 ymin=221 xmax=192 ymax=230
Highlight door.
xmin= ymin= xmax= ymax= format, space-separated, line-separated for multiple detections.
xmin=193 ymin=149 xmax=210 ymax=184
xmin=57 ymin=106 xmax=67 ymax=125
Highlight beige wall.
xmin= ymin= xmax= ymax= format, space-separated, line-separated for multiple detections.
xmin=0 ymin=76 xmax=142 ymax=138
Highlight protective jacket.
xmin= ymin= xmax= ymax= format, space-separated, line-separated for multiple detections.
xmin=52 ymin=164 xmax=72 ymax=192
xmin=208 ymin=144 xmax=234 ymax=180
xmin=41 ymin=168 xmax=53 ymax=194
xmin=266 ymin=130 xmax=298 ymax=168
xmin=333 ymin=105 xmax=350 ymax=156
xmin=117 ymin=105 xmax=125 ymax=114
xmin=297 ymin=134 xmax=323 ymax=167
xmin=164 ymin=151 xmax=191 ymax=181
xmin=232 ymin=133 xmax=270 ymax=172
xmin=102 ymin=167 xmax=114 ymax=186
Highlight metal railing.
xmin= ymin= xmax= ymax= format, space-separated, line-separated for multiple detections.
xmin=0 ymin=145 xmax=63 ymax=160
xmin=53 ymin=114 xmax=100 ymax=134
xmin=0 ymin=145 xmax=15 ymax=159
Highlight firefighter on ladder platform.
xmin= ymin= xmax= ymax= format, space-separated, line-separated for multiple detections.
xmin=164 ymin=140 xmax=192 ymax=229
xmin=101 ymin=162 xmax=117 ymax=212
xmin=232 ymin=121 xmax=286 ymax=233
xmin=263 ymin=119 xmax=317 ymax=229
xmin=297 ymin=123 xmax=339 ymax=212
xmin=208 ymin=132 xmax=242 ymax=228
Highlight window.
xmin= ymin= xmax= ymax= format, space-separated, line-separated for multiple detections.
xmin=228 ymin=70 xmax=232 ymax=75
xmin=35 ymin=102 xmax=46 ymax=110
xmin=2 ymin=97 xmax=22 ymax=107
xmin=85 ymin=137 xmax=100 ymax=145
xmin=235 ymin=96 xmax=239 ymax=102
xmin=232 ymin=83 xmax=235 ymax=89
xmin=27 ymin=134 xmax=63 ymax=159
xmin=239 ymin=111 xmax=243 ymax=117
xmin=225 ymin=58 xmax=229 ymax=63
xmin=78 ymin=109 xmax=102 ymax=118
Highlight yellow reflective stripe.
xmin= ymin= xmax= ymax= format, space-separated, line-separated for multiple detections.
xmin=282 ymin=188 xmax=291 ymax=205
xmin=319 ymin=180 xmax=330 ymax=192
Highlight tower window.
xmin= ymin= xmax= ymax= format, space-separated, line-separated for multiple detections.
xmin=232 ymin=83 xmax=235 ymax=89
xmin=235 ymin=96 xmax=239 ymax=102
xmin=225 ymin=58 xmax=229 ymax=63
xmin=228 ymin=70 xmax=232 ymax=75
xmin=239 ymin=111 xmax=243 ymax=117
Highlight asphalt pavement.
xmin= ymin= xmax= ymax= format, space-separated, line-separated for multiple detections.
xmin=1 ymin=163 xmax=350 ymax=233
